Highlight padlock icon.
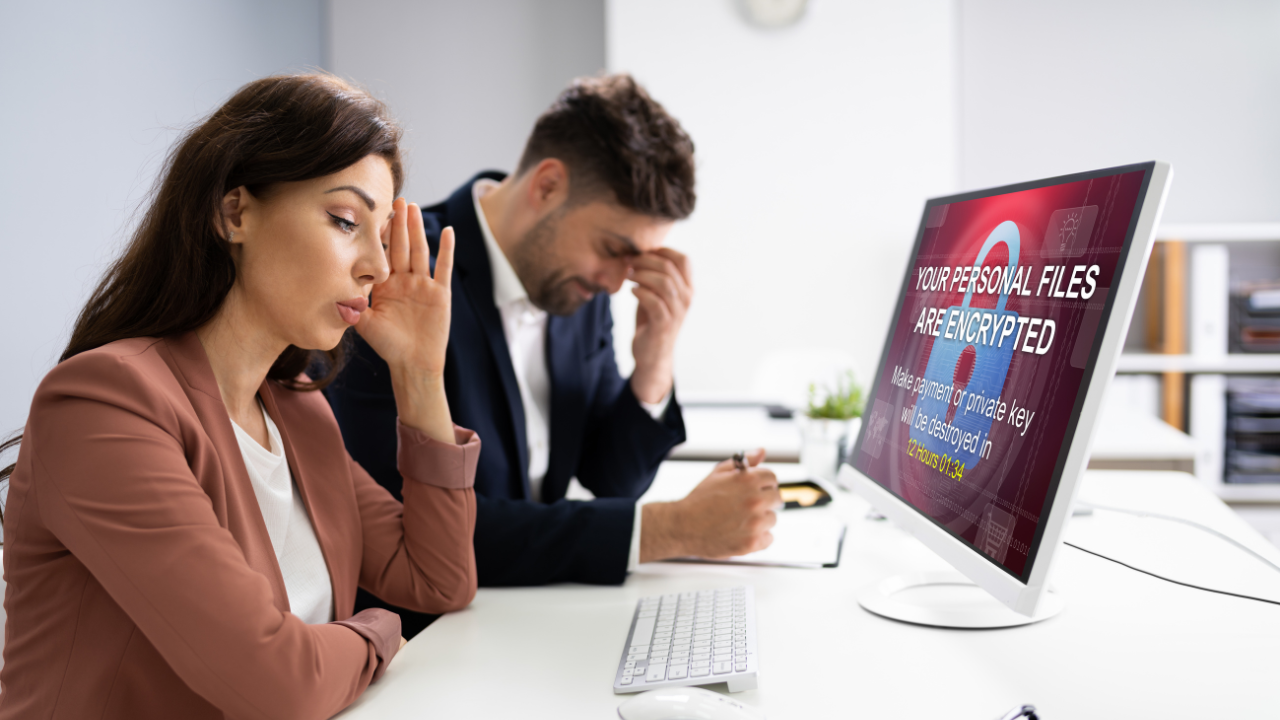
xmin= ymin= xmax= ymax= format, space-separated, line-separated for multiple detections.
xmin=909 ymin=220 xmax=1020 ymax=473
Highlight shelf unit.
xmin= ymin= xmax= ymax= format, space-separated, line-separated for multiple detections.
xmin=1116 ymin=223 xmax=1280 ymax=501
xmin=1116 ymin=354 xmax=1280 ymax=373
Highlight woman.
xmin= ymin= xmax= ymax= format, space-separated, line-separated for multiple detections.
xmin=0 ymin=74 xmax=478 ymax=719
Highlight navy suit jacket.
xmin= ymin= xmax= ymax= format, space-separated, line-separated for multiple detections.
xmin=328 ymin=172 xmax=685 ymax=601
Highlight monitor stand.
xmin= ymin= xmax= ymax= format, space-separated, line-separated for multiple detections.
xmin=857 ymin=572 xmax=1064 ymax=629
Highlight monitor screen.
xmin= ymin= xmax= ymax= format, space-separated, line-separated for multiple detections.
xmin=853 ymin=165 xmax=1153 ymax=581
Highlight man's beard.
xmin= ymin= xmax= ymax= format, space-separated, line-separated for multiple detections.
xmin=508 ymin=210 xmax=606 ymax=316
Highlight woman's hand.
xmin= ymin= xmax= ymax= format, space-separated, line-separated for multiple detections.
xmin=356 ymin=198 xmax=453 ymax=376
xmin=355 ymin=198 xmax=458 ymax=443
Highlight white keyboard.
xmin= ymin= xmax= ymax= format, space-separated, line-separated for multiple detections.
xmin=613 ymin=586 xmax=759 ymax=694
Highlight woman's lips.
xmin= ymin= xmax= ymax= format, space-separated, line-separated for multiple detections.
xmin=336 ymin=297 xmax=368 ymax=325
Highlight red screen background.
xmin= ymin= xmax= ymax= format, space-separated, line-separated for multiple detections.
xmin=853 ymin=169 xmax=1148 ymax=578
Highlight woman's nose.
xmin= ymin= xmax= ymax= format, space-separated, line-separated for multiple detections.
xmin=360 ymin=234 xmax=391 ymax=284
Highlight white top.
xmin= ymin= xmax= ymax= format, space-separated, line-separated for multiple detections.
xmin=472 ymin=179 xmax=670 ymax=571
xmin=231 ymin=404 xmax=334 ymax=625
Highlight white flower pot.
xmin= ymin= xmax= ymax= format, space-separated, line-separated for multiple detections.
xmin=799 ymin=416 xmax=861 ymax=483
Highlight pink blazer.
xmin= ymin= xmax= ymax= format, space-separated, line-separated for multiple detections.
xmin=0 ymin=332 xmax=480 ymax=719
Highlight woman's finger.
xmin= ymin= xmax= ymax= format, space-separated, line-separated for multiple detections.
xmin=389 ymin=197 xmax=410 ymax=273
xmin=407 ymin=202 xmax=429 ymax=274
xmin=435 ymin=226 xmax=456 ymax=290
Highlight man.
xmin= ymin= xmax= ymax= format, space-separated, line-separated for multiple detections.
xmin=328 ymin=74 xmax=780 ymax=636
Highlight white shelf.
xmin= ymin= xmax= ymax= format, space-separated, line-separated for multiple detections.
xmin=1157 ymin=222 xmax=1280 ymax=242
xmin=1216 ymin=484 xmax=1280 ymax=503
xmin=1116 ymin=353 xmax=1280 ymax=374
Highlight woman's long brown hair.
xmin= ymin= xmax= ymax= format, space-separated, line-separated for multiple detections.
xmin=0 ymin=73 xmax=403 ymax=486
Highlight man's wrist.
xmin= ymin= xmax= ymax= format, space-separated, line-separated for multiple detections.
xmin=639 ymin=501 xmax=686 ymax=564
xmin=630 ymin=366 xmax=674 ymax=406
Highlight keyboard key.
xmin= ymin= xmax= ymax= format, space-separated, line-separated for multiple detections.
xmin=692 ymin=660 xmax=711 ymax=669
xmin=668 ymin=666 xmax=689 ymax=680
xmin=620 ymin=676 xmax=633 ymax=685
xmin=632 ymin=617 xmax=656 ymax=644
xmin=646 ymin=665 xmax=667 ymax=682
xmin=713 ymin=661 xmax=732 ymax=674
xmin=693 ymin=651 xmax=710 ymax=660
xmin=691 ymin=666 xmax=711 ymax=677
xmin=736 ymin=663 xmax=747 ymax=673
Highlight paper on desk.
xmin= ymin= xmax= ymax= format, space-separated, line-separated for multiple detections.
xmin=674 ymin=511 xmax=847 ymax=569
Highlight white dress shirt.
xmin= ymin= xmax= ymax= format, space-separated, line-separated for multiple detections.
xmin=232 ymin=404 xmax=334 ymax=625
xmin=472 ymin=179 xmax=670 ymax=571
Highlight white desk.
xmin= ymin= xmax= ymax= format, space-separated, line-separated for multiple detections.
xmin=671 ymin=403 xmax=1200 ymax=473
xmin=336 ymin=467 xmax=1279 ymax=719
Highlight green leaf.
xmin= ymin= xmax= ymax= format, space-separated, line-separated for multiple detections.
xmin=806 ymin=370 xmax=864 ymax=419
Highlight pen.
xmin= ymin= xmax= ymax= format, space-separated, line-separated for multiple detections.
xmin=996 ymin=704 xmax=1038 ymax=720
xmin=732 ymin=450 xmax=748 ymax=472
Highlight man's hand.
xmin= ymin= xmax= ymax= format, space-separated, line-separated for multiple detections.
xmin=630 ymin=247 xmax=693 ymax=405
xmin=639 ymin=449 xmax=781 ymax=563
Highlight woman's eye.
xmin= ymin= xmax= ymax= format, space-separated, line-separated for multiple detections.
xmin=328 ymin=213 xmax=358 ymax=233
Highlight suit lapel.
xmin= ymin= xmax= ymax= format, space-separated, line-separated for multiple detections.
xmin=446 ymin=179 xmax=531 ymax=494
xmin=544 ymin=315 xmax=586 ymax=499
xmin=161 ymin=332 xmax=290 ymax=613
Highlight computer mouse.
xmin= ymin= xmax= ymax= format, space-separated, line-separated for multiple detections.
xmin=617 ymin=687 xmax=766 ymax=720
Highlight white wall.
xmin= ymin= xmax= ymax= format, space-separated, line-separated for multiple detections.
xmin=327 ymin=0 xmax=606 ymax=205
xmin=959 ymin=0 xmax=1280 ymax=223
xmin=606 ymin=0 xmax=958 ymax=402
xmin=0 ymin=1 xmax=323 ymax=439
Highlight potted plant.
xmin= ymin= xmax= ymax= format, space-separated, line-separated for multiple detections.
xmin=800 ymin=371 xmax=864 ymax=484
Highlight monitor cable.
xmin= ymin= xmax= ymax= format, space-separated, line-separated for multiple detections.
xmin=1066 ymin=501 xmax=1280 ymax=607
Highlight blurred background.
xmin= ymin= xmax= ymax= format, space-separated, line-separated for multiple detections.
xmin=3 ymin=1 xmax=1280 ymax=533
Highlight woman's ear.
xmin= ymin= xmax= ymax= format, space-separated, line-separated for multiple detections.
xmin=220 ymin=187 xmax=248 ymax=243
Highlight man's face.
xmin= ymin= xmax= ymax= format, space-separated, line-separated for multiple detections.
xmin=508 ymin=199 xmax=673 ymax=316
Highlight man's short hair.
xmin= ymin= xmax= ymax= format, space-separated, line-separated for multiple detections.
xmin=517 ymin=74 xmax=696 ymax=221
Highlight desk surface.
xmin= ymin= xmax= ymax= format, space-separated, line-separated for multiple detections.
xmin=336 ymin=466 xmax=1279 ymax=719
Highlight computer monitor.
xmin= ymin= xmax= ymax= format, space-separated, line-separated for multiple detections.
xmin=839 ymin=162 xmax=1172 ymax=628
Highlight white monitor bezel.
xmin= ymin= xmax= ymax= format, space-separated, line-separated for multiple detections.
xmin=839 ymin=161 xmax=1172 ymax=617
